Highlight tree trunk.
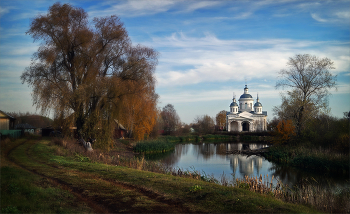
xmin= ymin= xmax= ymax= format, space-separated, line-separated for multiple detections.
xmin=296 ymin=105 xmax=304 ymax=139
xmin=75 ymin=109 xmax=93 ymax=151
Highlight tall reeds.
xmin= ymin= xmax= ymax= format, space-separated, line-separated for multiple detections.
xmin=266 ymin=144 xmax=349 ymax=174
xmin=232 ymin=174 xmax=350 ymax=213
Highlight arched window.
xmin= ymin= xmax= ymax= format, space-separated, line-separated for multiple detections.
xmin=245 ymin=103 xmax=247 ymax=109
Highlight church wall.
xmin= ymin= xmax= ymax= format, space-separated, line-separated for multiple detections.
xmin=230 ymin=121 xmax=239 ymax=131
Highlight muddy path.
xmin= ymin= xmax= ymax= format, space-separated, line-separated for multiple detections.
xmin=5 ymin=139 xmax=193 ymax=213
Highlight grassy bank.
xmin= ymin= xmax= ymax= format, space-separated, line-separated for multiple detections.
xmin=265 ymin=144 xmax=349 ymax=175
xmin=1 ymin=137 xmax=319 ymax=213
xmin=0 ymin=138 xmax=94 ymax=214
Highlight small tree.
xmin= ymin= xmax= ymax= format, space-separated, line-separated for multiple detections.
xmin=276 ymin=54 xmax=336 ymax=138
xmin=194 ymin=115 xmax=215 ymax=134
xmin=215 ymin=110 xmax=227 ymax=131
xmin=160 ymin=104 xmax=180 ymax=135
xmin=276 ymin=120 xmax=296 ymax=144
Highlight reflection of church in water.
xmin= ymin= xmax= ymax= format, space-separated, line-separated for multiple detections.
xmin=227 ymin=85 xmax=267 ymax=132
xmin=226 ymin=143 xmax=263 ymax=176
xmin=229 ymin=154 xmax=263 ymax=176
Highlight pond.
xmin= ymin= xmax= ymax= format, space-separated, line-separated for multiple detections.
xmin=146 ymin=142 xmax=349 ymax=188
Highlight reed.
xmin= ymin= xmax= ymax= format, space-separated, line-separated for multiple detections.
xmin=266 ymin=144 xmax=349 ymax=174
xmin=232 ymin=174 xmax=350 ymax=213
xmin=133 ymin=139 xmax=175 ymax=153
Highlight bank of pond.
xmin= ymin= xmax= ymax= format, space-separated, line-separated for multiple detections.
xmin=134 ymin=134 xmax=349 ymax=176
xmin=133 ymin=134 xmax=271 ymax=153
xmin=132 ymin=136 xmax=349 ymax=213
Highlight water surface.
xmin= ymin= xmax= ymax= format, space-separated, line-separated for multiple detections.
xmin=148 ymin=142 xmax=348 ymax=188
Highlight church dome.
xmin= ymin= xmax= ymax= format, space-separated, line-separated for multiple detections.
xmin=230 ymin=102 xmax=238 ymax=107
xmin=239 ymin=85 xmax=253 ymax=99
xmin=254 ymin=102 xmax=262 ymax=107
xmin=240 ymin=94 xmax=253 ymax=99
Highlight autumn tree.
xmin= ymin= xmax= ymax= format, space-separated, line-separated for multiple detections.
xmin=215 ymin=110 xmax=227 ymax=131
xmin=118 ymin=82 xmax=158 ymax=141
xmin=276 ymin=120 xmax=296 ymax=144
xmin=21 ymin=3 xmax=158 ymax=149
xmin=276 ymin=54 xmax=336 ymax=138
xmin=160 ymin=104 xmax=180 ymax=135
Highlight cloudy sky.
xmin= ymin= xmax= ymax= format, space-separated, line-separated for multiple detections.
xmin=0 ymin=0 xmax=349 ymax=123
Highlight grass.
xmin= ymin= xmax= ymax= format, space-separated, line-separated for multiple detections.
xmin=0 ymin=138 xmax=94 ymax=214
xmin=265 ymin=144 xmax=349 ymax=174
xmin=0 ymin=137 xmax=321 ymax=213
xmin=133 ymin=139 xmax=175 ymax=153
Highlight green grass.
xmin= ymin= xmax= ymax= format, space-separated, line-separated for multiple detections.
xmin=133 ymin=139 xmax=175 ymax=153
xmin=1 ymin=165 xmax=93 ymax=214
xmin=0 ymin=138 xmax=321 ymax=213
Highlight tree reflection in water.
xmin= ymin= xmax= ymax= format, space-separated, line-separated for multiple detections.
xmin=146 ymin=142 xmax=348 ymax=189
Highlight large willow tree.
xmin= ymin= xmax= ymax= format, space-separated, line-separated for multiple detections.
xmin=21 ymin=3 xmax=158 ymax=148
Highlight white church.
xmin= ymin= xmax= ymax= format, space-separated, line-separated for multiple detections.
xmin=226 ymin=85 xmax=267 ymax=132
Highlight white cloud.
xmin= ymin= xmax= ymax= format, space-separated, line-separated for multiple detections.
xmin=311 ymin=13 xmax=327 ymax=22
xmin=159 ymin=86 xmax=281 ymax=104
xmin=0 ymin=58 xmax=31 ymax=69
xmin=182 ymin=1 xmax=222 ymax=12
xmin=89 ymin=0 xmax=222 ymax=18
xmin=152 ymin=33 xmax=349 ymax=88
xmin=334 ymin=11 xmax=350 ymax=19
xmin=0 ymin=6 xmax=10 ymax=17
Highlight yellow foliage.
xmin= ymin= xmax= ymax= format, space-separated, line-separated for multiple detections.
xmin=119 ymin=83 xmax=158 ymax=141
xmin=276 ymin=120 xmax=296 ymax=143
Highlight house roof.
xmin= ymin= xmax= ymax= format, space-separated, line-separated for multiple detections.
xmin=15 ymin=123 xmax=36 ymax=129
xmin=0 ymin=110 xmax=15 ymax=119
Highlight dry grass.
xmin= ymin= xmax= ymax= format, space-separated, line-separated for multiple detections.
xmin=233 ymin=174 xmax=350 ymax=213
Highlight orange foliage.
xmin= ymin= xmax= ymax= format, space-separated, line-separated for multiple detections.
xmin=276 ymin=120 xmax=296 ymax=143
xmin=119 ymin=84 xmax=158 ymax=141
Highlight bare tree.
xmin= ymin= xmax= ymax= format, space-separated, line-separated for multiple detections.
xmin=160 ymin=104 xmax=180 ymax=135
xmin=194 ymin=115 xmax=215 ymax=134
xmin=276 ymin=54 xmax=336 ymax=137
xmin=21 ymin=3 xmax=158 ymax=148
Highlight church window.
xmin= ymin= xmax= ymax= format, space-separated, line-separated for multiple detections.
xmin=245 ymin=103 xmax=247 ymax=109
xmin=250 ymin=103 xmax=252 ymax=109
xmin=240 ymin=103 xmax=242 ymax=109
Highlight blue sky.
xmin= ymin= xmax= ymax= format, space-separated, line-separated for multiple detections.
xmin=0 ymin=0 xmax=349 ymax=124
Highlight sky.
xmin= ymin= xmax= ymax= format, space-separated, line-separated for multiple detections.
xmin=0 ymin=0 xmax=349 ymax=124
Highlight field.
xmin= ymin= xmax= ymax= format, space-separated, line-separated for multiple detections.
xmin=1 ymin=137 xmax=319 ymax=213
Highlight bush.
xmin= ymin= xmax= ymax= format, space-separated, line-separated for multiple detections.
xmin=134 ymin=139 xmax=175 ymax=153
